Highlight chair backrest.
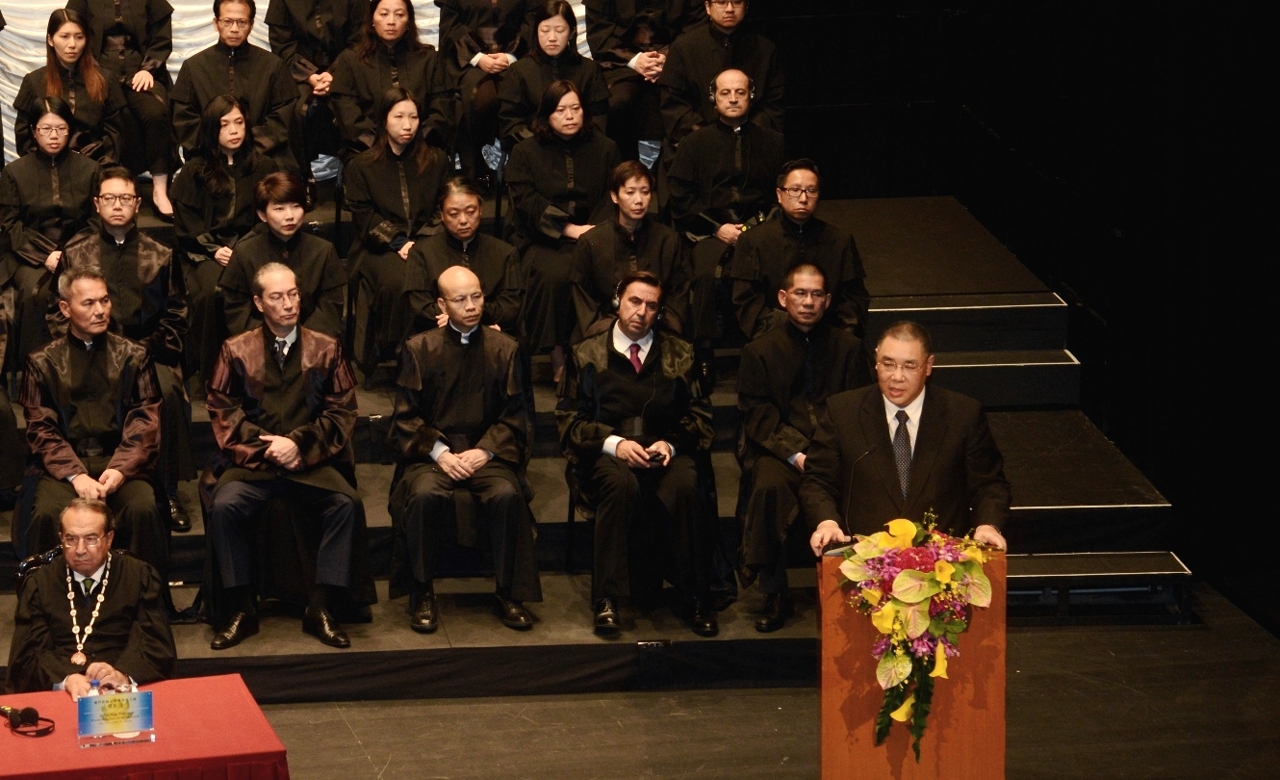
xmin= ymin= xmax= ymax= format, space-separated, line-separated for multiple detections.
xmin=14 ymin=548 xmax=63 ymax=598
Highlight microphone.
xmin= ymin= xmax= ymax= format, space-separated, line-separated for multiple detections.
xmin=2 ymin=704 xmax=39 ymax=728
xmin=838 ymin=445 xmax=877 ymax=539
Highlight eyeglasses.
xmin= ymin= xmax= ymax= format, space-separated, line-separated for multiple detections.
xmin=876 ymin=359 xmax=926 ymax=375
xmin=446 ymin=293 xmax=484 ymax=305
xmin=96 ymin=194 xmax=139 ymax=206
xmin=708 ymin=0 xmax=746 ymax=7
xmin=780 ymin=187 xmax=820 ymax=199
xmin=35 ymin=125 xmax=70 ymax=137
xmin=218 ymin=17 xmax=251 ymax=29
xmin=786 ymin=289 xmax=827 ymax=301
xmin=61 ymin=534 xmax=106 ymax=549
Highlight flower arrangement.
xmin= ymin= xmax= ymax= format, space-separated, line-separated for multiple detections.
xmin=837 ymin=511 xmax=992 ymax=760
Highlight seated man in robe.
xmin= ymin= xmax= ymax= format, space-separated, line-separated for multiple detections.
xmin=21 ymin=268 xmax=168 ymax=580
xmin=54 ymin=166 xmax=195 ymax=532
xmin=557 ymin=271 xmax=717 ymax=637
xmin=5 ymin=498 xmax=175 ymax=697
xmin=735 ymin=263 xmax=865 ymax=631
xmin=204 ymin=262 xmax=364 ymax=650
xmin=390 ymin=266 xmax=539 ymax=634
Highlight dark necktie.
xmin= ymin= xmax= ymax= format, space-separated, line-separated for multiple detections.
xmin=274 ymin=338 xmax=287 ymax=368
xmin=628 ymin=343 xmax=643 ymax=373
xmin=893 ymin=410 xmax=911 ymax=500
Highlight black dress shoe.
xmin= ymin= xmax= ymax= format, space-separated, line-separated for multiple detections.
xmin=168 ymin=496 xmax=192 ymax=533
xmin=593 ymin=598 xmax=620 ymax=636
xmin=210 ymin=610 xmax=258 ymax=650
xmin=755 ymin=593 xmax=794 ymax=633
xmin=303 ymin=606 xmax=350 ymax=648
xmin=494 ymin=593 xmax=533 ymax=631
xmin=411 ymin=593 xmax=439 ymax=633
xmin=691 ymin=599 xmax=719 ymax=638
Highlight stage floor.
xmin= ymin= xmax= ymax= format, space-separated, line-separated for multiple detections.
xmin=259 ymin=582 xmax=1279 ymax=779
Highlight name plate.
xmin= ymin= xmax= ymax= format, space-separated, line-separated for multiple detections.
xmin=77 ymin=690 xmax=155 ymax=748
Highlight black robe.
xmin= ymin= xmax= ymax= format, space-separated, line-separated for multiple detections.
xmin=219 ymin=228 xmax=346 ymax=339
xmin=66 ymin=0 xmax=175 ymax=84
xmin=388 ymin=325 xmax=540 ymax=601
xmin=570 ymin=216 xmax=691 ymax=338
xmin=343 ymin=144 xmax=449 ymax=360
xmin=266 ymin=0 xmax=366 ymax=90
xmin=170 ymin=41 xmax=297 ymax=165
xmin=13 ymin=66 xmax=128 ymax=164
xmin=436 ymin=0 xmax=531 ymax=84
xmin=496 ymin=50 xmax=610 ymax=146
xmin=657 ymin=22 xmax=785 ymax=147
xmin=329 ymin=39 xmax=458 ymax=159
xmin=54 ymin=226 xmax=193 ymax=487
xmin=4 ymin=553 xmax=175 ymax=694
xmin=585 ymin=0 xmax=702 ymax=82
xmin=171 ymin=150 xmax=280 ymax=382
xmin=736 ymin=320 xmax=864 ymax=560
xmin=505 ymin=130 xmax=621 ymax=349
xmin=0 ymin=149 xmax=100 ymax=364
xmin=727 ymin=214 xmax=870 ymax=343
xmin=405 ymin=231 xmax=524 ymax=335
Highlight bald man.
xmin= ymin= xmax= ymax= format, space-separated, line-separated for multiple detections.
xmin=390 ymin=267 xmax=539 ymax=633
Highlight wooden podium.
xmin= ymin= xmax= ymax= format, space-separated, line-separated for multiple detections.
xmin=819 ymin=551 xmax=1006 ymax=779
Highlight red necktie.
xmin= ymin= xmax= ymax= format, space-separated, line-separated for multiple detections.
xmin=629 ymin=343 xmax=643 ymax=373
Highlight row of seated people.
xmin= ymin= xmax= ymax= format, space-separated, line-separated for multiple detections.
xmin=3 ymin=265 xmax=1012 ymax=699
xmin=3 ymin=58 xmax=857 ymax=385
xmin=0 ymin=60 xmax=860 ymax=384
xmin=1 ymin=0 xmax=781 ymax=208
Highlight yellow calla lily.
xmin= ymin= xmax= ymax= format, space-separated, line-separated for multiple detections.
xmin=963 ymin=543 xmax=987 ymax=564
xmin=862 ymin=587 xmax=882 ymax=607
xmin=889 ymin=694 xmax=915 ymax=722
xmin=884 ymin=519 xmax=917 ymax=550
xmin=934 ymin=560 xmax=955 ymax=585
xmin=871 ymin=602 xmax=897 ymax=635
xmin=929 ymin=641 xmax=949 ymax=679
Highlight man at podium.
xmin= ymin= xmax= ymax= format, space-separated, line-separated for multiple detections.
xmin=803 ymin=321 xmax=1010 ymax=554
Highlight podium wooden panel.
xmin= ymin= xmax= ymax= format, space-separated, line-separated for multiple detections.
xmin=820 ymin=552 xmax=1006 ymax=779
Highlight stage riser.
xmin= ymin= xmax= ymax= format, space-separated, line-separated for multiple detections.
xmin=867 ymin=301 xmax=1067 ymax=352
xmin=931 ymin=360 xmax=1081 ymax=407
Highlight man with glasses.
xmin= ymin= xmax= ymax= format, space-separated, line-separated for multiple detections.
xmin=727 ymin=159 xmax=870 ymax=355
xmin=804 ymin=321 xmax=1010 ymax=555
xmin=171 ymin=0 xmax=297 ymax=169
xmin=389 ymin=266 xmax=539 ymax=634
xmin=54 ymin=167 xmax=195 ymax=533
xmin=21 ymin=267 xmax=169 ymax=582
xmin=204 ymin=262 xmax=367 ymax=650
xmin=658 ymin=0 xmax=784 ymax=149
xmin=735 ymin=263 xmax=865 ymax=632
xmin=5 ymin=498 xmax=175 ymax=697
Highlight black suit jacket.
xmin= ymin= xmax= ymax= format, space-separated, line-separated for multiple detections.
xmin=800 ymin=384 xmax=1010 ymax=539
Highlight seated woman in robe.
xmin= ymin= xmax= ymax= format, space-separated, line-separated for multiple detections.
xmin=171 ymin=94 xmax=279 ymax=388
xmin=344 ymin=87 xmax=449 ymax=370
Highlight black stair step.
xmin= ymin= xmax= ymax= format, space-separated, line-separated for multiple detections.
xmin=868 ymin=291 xmax=1067 ymax=351
xmin=930 ymin=349 xmax=1080 ymax=407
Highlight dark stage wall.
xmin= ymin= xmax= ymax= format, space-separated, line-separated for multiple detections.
xmin=751 ymin=2 xmax=1272 ymax=630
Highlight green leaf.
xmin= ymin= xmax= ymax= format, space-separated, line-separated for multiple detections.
xmin=892 ymin=569 xmax=943 ymax=604
xmin=963 ymin=567 xmax=993 ymax=608
xmin=902 ymin=600 xmax=932 ymax=639
xmin=876 ymin=652 xmax=913 ymax=690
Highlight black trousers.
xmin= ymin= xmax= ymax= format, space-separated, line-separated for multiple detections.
xmin=208 ymin=477 xmax=355 ymax=589
xmin=122 ymin=82 xmax=173 ymax=175
xmin=688 ymin=238 xmax=734 ymax=343
xmin=585 ymin=453 xmax=712 ymax=603
xmin=398 ymin=461 xmax=541 ymax=602
xmin=155 ymin=364 xmax=193 ymax=490
xmin=604 ymin=74 xmax=663 ymax=163
xmin=181 ymin=258 xmax=224 ymax=385
xmin=30 ymin=469 xmax=168 ymax=577
xmin=740 ymin=456 xmax=803 ymax=595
